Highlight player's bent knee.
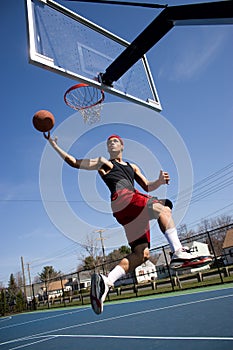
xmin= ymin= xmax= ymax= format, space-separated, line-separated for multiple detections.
xmin=152 ymin=202 xmax=172 ymax=221
xmin=148 ymin=198 xmax=173 ymax=220
xmin=159 ymin=205 xmax=172 ymax=220
xmin=164 ymin=199 xmax=173 ymax=210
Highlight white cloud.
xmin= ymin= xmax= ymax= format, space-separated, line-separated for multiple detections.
xmin=158 ymin=27 xmax=228 ymax=82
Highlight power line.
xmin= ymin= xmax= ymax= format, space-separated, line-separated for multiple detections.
xmin=1 ymin=163 xmax=232 ymax=204
xmin=172 ymin=162 xmax=233 ymax=211
xmin=184 ymin=201 xmax=233 ymax=230
xmin=29 ymin=242 xmax=83 ymax=269
xmin=171 ymin=162 xmax=233 ymax=201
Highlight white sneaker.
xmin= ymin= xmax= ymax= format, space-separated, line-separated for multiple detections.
xmin=172 ymin=247 xmax=193 ymax=260
xmin=90 ymin=273 xmax=111 ymax=315
xmin=170 ymin=247 xmax=212 ymax=270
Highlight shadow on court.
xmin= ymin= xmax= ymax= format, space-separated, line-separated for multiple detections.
xmin=0 ymin=285 xmax=233 ymax=350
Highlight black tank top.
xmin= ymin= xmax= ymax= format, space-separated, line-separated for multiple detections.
xmin=101 ymin=160 xmax=135 ymax=195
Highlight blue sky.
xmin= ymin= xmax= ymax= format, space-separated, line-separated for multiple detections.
xmin=1 ymin=0 xmax=232 ymax=287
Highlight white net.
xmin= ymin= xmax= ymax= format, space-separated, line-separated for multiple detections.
xmin=79 ymin=103 xmax=103 ymax=125
xmin=64 ymin=84 xmax=104 ymax=124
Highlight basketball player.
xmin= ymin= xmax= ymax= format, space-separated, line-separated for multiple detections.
xmin=44 ymin=133 xmax=212 ymax=314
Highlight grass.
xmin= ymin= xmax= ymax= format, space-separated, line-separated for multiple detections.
xmin=5 ymin=266 xmax=232 ymax=314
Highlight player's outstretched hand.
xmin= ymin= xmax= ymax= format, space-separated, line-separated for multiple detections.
xmin=159 ymin=170 xmax=170 ymax=185
xmin=43 ymin=132 xmax=58 ymax=147
xmin=43 ymin=131 xmax=50 ymax=140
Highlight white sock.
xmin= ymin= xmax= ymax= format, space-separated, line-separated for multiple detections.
xmin=164 ymin=227 xmax=182 ymax=253
xmin=107 ymin=265 xmax=126 ymax=285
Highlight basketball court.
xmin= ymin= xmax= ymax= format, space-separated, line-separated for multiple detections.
xmin=20 ymin=2 xmax=233 ymax=350
xmin=0 ymin=285 xmax=233 ymax=350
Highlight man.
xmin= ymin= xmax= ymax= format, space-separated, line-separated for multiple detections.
xmin=44 ymin=133 xmax=212 ymax=314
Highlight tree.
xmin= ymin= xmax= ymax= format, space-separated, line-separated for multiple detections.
xmin=0 ymin=289 xmax=8 ymax=316
xmin=14 ymin=272 xmax=23 ymax=290
xmin=38 ymin=266 xmax=62 ymax=300
xmin=107 ymin=246 xmax=130 ymax=261
xmin=198 ymin=215 xmax=232 ymax=256
xmin=15 ymin=289 xmax=25 ymax=313
xmin=83 ymin=255 xmax=102 ymax=270
xmin=80 ymin=244 xmax=131 ymax=272
xmin=6 ymin=274 xmax=24 ymax=312
xmin=80 ymin=233 xmax=105 ymax=270
xmin=38 ymin=266 xmax=61 ymax=282
xmin=177 ymin=224 xmax=196 ymax=243
xmin=8 ymin=274 xmax=18 ymax=310
xmin=119 ymin=246 xmax=131 ymax=255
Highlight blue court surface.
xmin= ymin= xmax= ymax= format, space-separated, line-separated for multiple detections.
xmin=1 ymin=284 xmax=233 ymax=350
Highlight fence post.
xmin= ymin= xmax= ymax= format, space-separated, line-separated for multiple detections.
xmin=223 ymin=267 xmax=230 ymax=277
xmin=31 ymin=284 xmax=37 ymax=310
xmin=60 ymin=277 xmax=66 ymax=307
xmin=197 ymin=272 xmax=203 ymax=282
xmin=162 ymin=246 xmax=174 ymax=291
xmin=207 ymin=231 xmax=223 ymax=283
xmin=45 ymin=284 xmax=50 ymax=309
xmin=151 ymin=281 xmax=157 ymax=290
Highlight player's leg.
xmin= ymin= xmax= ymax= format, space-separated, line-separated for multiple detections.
xmin=117 ymin=242 xmax=150 ymax=273
xmin=90 ymin=242 xmax=149 ymax=314
xmin=150 ymin=200 xmax=212 ymax=269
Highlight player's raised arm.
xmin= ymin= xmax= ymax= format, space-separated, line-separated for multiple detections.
xmin=132 ymin=164 xmax=170 ymax=192
xmin=44 ymin=132 xmax=107 ymax=170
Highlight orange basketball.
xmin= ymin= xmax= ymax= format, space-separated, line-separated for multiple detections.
xmin=32 ymin=110 xmax=55 ymax=132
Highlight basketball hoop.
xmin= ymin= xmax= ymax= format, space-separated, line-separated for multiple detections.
xmin=64 ymin=83 xmax=105 ymax=124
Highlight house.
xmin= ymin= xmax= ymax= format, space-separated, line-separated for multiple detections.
xmin=222 ymin=229 xmax=233 ymax=265
xmin=135 ymin=260 xmax=157 ymax=283
xmin=114 ymin=260 xmax=157 ymax=287
xmin=156 ymin=250 xmax=171 ymax=279
xmin=156 ymin=241 xmax=211 ymax=278
xmin=41 ymin=279 xmax=72 ymax=299
xmin=65 ymin=276 xmax=90 ymax=291
xmin=76 ymin=272 xmax=92 ymax=290
xmin=79 ymin=278 xmax=91 ymax=290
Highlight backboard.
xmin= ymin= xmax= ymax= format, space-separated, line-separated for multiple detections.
xmin=25 ymin=0 xmax=162 ymax=112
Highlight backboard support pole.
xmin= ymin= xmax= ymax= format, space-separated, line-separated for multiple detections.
xmin=99 ymin=1 xmax=233 ymax=86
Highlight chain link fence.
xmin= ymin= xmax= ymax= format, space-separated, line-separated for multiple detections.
xmin=1 ymin=223 xmax=233 ymax=315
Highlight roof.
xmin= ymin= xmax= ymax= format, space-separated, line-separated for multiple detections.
xmin=222 ymin=229 xmax=233 ymax=249
xmin=136 ymin=260 xmax=156 ymax=270
xmin=46 ymin=279 xmax=69 ymax=292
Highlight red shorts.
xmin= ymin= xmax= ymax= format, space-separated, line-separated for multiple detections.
xmin=111 ymin=189 xmax=159 ymax=247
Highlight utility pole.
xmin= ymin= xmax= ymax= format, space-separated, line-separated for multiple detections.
xmin=21 ymin=256 xmax=27 ymax=302
xmin=95 ymin=229 xmax=107 ymax=263
xmin=27 ymin=263 xmax=32 ymax=298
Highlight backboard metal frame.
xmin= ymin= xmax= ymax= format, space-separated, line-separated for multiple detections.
xmin=25 ymin=0 xmax=162 ymax=112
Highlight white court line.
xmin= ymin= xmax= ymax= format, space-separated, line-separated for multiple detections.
xmin=1 ymin=293 xmax=232 ymax=348
xmin=7 ymin=334 xmax=233 ymax=349
xmin=0 ymin=316 xmax=12 ymax=323
xmin=8 ymin=336 xmax=55 ymax=350
xmin=37 ymin=334 xmax=233 ymax=341
xmin=0 ymin=307 xmax=89 ymax=330
xmin=2 ymin=286 xmax=232 ymax=331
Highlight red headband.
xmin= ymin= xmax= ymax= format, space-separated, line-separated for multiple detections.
xmin=107 ymin=134 xmax=124 ymax=145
